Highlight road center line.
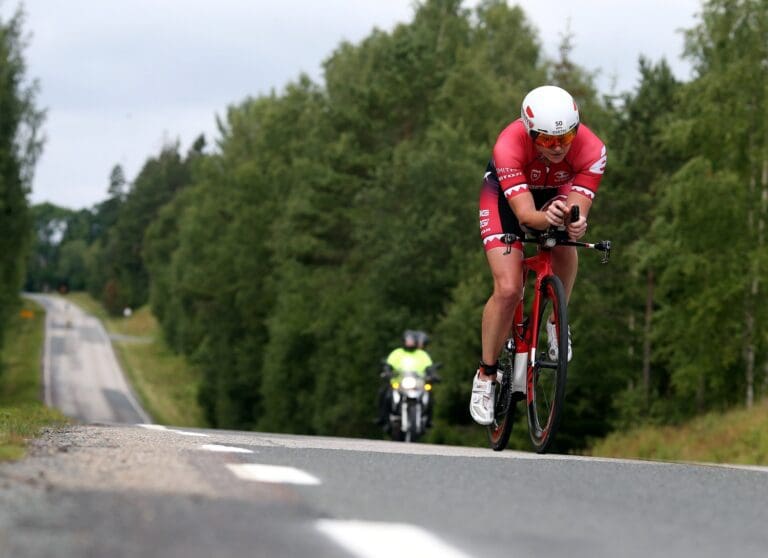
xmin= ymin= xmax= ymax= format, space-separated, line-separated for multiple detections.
xmin=137 ymin=424 xmax=210 ymax=437
xmin=226 ymin=463 xmax=321 ymax=485
xmin=199 ymin=444 xmax=254 ymax=454
xmin=316 ymin=520 xmax=473 ymax=558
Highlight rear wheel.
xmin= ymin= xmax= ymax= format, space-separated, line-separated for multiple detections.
xmin=527 ymin=275 xmax=568 ymax=453
xmin=487 ymin=342 xmax=517 ymax=451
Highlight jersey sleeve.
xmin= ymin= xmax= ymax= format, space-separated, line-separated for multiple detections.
xmin=570 ymin=133 xmax=607 ymax=201
xmin=492 ymin=121 xmax=531 ymax=200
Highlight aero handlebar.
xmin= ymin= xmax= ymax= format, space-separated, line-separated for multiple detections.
xmin=502 ymin=205 xmax=612 ymax=263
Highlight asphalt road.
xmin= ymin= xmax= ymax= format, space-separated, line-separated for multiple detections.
xmin=2 ymin=295 xmax=767 ymax=557
xmin=2 ymin=425 xmax=768 ymax=558
xmin=26 ymin=293 xmax=151 ymax=424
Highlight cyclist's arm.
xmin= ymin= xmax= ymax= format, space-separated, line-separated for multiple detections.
xmin=564 ymin=186 xmax=594 ymax=239
xmin=508 ymin=192 xmax=554 ymax=230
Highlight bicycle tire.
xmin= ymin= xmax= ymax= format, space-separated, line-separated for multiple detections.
xmin=527 ymin=274 xmax=568 ymax=453
xmin=487 ymin=344 xmax=517 ymax=451
xmin=406 ymin=403 xmax=420 ymax=443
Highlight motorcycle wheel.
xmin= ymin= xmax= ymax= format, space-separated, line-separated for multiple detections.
xmin=405 ymin=403 xmax=420 ymax=443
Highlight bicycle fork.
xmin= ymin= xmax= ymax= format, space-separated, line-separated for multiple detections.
xmin=509 ymin=269 xmax=547 ymax=397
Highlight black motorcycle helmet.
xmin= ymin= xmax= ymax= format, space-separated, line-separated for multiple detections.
xmin=402 ymin=330 xmax=419 ymax=351
xmin=416 ymin=331 xmax=430 ymax=349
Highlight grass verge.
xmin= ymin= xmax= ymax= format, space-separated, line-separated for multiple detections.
xmin=63 ymin=292 xmax=207 ymax=428
xmin=589 ymin=399 xmax=768 ymax=465
xmin=0 ymin=298 xmax=69 ymax=461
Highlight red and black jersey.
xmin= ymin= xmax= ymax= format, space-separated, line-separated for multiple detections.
xmin=478 ymin=119 xmax=607 ymax=252
xmin=492 ymin=119 xmax=606 ymax=202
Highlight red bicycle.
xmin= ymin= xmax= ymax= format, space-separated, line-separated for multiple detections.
xmin=488 ymin=206 xmax=611 ymax=453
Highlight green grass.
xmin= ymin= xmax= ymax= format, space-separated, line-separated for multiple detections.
xmin=0 ymin=298 xmax=69 ymax=461
xmin=589 ymin=399 xmax=768 ymax=465
xmin=63 ymin=292 xmax=207 ymax=428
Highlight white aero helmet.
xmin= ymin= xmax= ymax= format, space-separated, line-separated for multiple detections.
xmin=520 ymin=85 xmax=579 ymax=137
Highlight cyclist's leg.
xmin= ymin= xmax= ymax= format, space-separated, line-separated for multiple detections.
xmin=481 ymin=247 xmax=523 ymax=379
xmin=551 ymin=245 xmax=578 ymax=303
xmin=549 ymin=246 xmax=576 ymax=361
xmin=478 ymin=165 xmax=525 ymax=381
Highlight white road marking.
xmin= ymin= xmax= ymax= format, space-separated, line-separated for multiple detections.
xmin=316 ymin=520 xmax=473 ymax=558
xmin=199 ymin=444 xmax=254 ymax=454
xmin=695 ymin=462 xmax=768 ymax=473
xmin=137 ymin=424 xmax=209 ymax=437
xmin=226 ymin=463 xmax=321 ymax=485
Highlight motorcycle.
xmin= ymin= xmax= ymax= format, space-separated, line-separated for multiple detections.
xmin=381 ymin=363 xmax=441 ymax=442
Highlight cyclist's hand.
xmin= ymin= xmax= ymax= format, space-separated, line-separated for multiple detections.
xmin=568 ymin=215 xmax=587 ymax=240
xmin=544 ymin=200 xmax=567 ymax=227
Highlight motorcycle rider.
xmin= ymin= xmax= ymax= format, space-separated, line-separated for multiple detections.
xmin=377 ymin=330 xmax=435 ymax=429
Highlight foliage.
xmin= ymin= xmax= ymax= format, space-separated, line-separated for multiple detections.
xmin=0 ymin=7 xmax=42 ymax=380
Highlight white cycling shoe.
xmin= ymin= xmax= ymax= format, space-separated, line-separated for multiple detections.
xmin=546 ymin=320 xmax=572 ymax=362
xmin=469 ymin=371 xmax=496 ymax=425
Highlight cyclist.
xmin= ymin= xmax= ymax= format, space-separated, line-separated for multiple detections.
xmin=469 ymin=85 xmax=607 ymax=425
xmin=377 ymin=330 xmax=434 ymax=428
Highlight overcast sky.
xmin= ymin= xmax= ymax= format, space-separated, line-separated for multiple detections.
xmin=2 ymin=0 xmax=701 ymax=210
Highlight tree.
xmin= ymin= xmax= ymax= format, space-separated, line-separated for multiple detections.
xmin=675 ymin=0 xmax=768 ymax=407
xmin=0 ymin=7 xmax=43 ymax=347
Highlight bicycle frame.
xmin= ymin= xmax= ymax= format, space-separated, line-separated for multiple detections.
xmin=504 ymin=230 xmax=611 ymax=401
xmin=487 ymin=217 xmax=611 ymax=452
xmin=510 ymin=244 xmax=556 ymax=405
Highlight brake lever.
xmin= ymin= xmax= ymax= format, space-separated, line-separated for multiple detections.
xmin=597 ymin=240 xmax=612 ymax=264
xmin=502 ymin=233 xmax=518 ymax=255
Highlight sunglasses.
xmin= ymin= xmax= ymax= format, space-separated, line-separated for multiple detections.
xmin=531 ymin=126 xmax=578 ymax=149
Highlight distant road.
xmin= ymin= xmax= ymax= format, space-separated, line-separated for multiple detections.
xmin=25 ymin=293 xmax=151 ymax=424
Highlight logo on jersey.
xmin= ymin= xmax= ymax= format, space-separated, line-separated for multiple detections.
xmin=589 ymin=145 xmax=607 ymax=175
xmin=554 ymin=170 xmax=571 ymax=182
xmin=497 ymin=167 xmax=522 ymax=182
xmin=479 ymin=209 xmax=490 ymax=217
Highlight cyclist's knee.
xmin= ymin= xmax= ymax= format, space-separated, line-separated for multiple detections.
xmin=493 ymin=279 xmax=522 ymax=306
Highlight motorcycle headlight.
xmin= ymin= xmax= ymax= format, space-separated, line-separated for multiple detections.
xmin=401 ymin=377 xmax=418 ymax=390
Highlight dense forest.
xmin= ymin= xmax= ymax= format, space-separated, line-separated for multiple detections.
xmin=18 ymin=0 xmax=768 ymax=451
xmin=0 ymin=8 xmax=43 ymax=369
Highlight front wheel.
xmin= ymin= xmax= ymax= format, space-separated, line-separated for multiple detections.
xmin=487 ymin=344 xmax=517 ymax=451
xmin=405 ymin=402 xmax=421 ymax=443
xmin=527 ymin=274 xmax=568 ymax=453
